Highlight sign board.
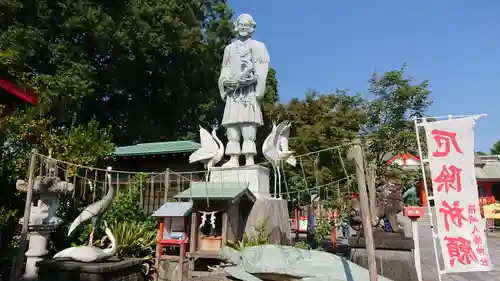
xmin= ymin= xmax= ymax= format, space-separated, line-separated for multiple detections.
xmin=425 ymin=117 xmax=491 ymax=273
xmin=483 ymin=203 xmax=500 ymax=219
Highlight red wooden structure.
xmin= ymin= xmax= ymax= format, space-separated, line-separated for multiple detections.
xmin=157 ymin=216 xmax=189 ymax=258
xmin=0 ymin=79 xmax=38 ymax=105
xmin=152 ymin=201 xmax=192 ymax=263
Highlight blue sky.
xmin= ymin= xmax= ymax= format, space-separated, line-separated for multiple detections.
xmin=230 ymin=0 xmax=500 ymax=152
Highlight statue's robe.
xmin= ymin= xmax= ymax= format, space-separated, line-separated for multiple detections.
xmin=218 ymin=38 xmax=270 ymax=127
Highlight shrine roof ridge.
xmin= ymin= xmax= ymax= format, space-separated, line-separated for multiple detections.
xmin=114 ymin=140 xmax=201 ymax=157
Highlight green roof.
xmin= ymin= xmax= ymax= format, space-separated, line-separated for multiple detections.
xmin=114 ymin=141 xmax=201 ymax=157
xmin=174 ymin=182 xmax=255 ymax=201
xmin=151 ymin=202 xmax=193 ymax=217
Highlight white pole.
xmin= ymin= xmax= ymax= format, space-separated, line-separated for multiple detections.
xmin=414 ymin=118 xmax=443 ymax=281
xmin=411 ymin=219 xmax=422 ymax=281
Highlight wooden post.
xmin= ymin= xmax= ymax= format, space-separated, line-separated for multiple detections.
xmin=367 ymin=163 xmax=378 ymax=222
xmin=155 ymin=227 xmax=161 ymax=271
xmin=222 ymin=212 xmax=228 ymax=244
xmin=190 ymin=212 xmax=197 ymax=252
xmin=179 ymin=243 xmax=185 ymax=281
xmin=350 ymin=140 xmax=378 ymax=281
xmin=11 ymin=150 xmax=38 ymax=281
xmin=188 ymin=212 xmax=197 ymax=280
xmin=177 ymin=175 xmax=181 ymax=203
xmin=164 ymin=168 xmax=170 ymax=203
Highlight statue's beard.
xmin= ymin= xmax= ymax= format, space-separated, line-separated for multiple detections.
xmin=238 ymin=30 xmax=251 ymax=37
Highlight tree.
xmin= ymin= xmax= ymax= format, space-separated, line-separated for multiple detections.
xmin=362 ymin=64 xmax=432 ymax=175
xmin=267 ymin=91 xmax=366 ymax=204
xmin=0 ymin=0 xmax=233 ymax=145
xmin=255 ymin=68 xmax=279 ymax=162
xmin=490 ymin=141 xmax=500 ymax=155
xmin=0 ymin=109 xmax=114 ymax=275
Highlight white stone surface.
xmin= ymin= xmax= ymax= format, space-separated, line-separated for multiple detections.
xmin=16 ymin=176 xmax=73 ymax=281
xmin=218 ymin=13 xmax=270 ymax=167
xmin=209 ymin=165 xmax=270 ymax=199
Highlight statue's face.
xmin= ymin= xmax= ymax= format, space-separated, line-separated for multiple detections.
xmin=235 ymin=18 xmax=254 ymax=37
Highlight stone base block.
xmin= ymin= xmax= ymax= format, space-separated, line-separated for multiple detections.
xmin=209 ymin=165 xmax=270 ymax=199
xmin=348 ymin=232 xmax=414 ymax=250
xmin=36 ymin=257 xmax=144 ymax=281
xmin=350 ymin=248 xmax=418 ymax=281
xmin=244 ymin=199 xmax=291 ymax=245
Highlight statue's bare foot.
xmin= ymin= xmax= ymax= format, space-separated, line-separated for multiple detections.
xmin=245 ymin=155 xmax=255 ymax=166
xmin=222 ymin=156 xmax=239 ymax=168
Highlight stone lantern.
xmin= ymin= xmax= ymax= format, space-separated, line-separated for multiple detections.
xmin=16 ymin=157 xmax=74 ymax=280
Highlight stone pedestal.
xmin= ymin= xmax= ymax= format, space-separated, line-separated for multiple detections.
xmin=348 ymin=233 xmax=417 ymax=281
xmin=348 ymin=232 xmax=414 ymax=251
xmin=36 ymin=258 xmax=144 ymax=281
xmin=23 ymin=230 xmax=50 ymax=280
xmin=244 ymin=199 xmax=291 ymax=245
xmin=209 ymin=166 xmax=270 ymax=199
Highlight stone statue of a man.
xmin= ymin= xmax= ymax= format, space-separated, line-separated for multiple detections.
xmin=218 ymin=13 xmax=270 ymax=168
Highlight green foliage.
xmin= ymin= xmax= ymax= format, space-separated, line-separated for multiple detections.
xmin=389 ymin=165 xmax=423 ymax=188
xmin=314 ymin=218 xmax=332 ymax=244
xmin=75 ymin=173 xmax=156 ymax=246
xmin=267 ymin=91 xmax=365 ymax=203
xmin=0 ymin=0 xmax=234 ymax=145
xmin=226 ymin=220 xmax=270 ymax=251
xmin=491 ymin=141 xmax=500 ymax=155
xmin=4 ymin=115 xmax=114 ymax=180
xmin=103 ymin=173 xmax=153 ymax=224
xmin=293 ymin=241 xmax=309 ymax=249
xmin=363 ymin=64 xmax=432 ymax=176
xmin=0 ymin=111 xmax=114 ymax=253
xmin=95 ymin=221 xmax=157 ymax=260
xmin=0 ymin=207 xmax=16 ymax=226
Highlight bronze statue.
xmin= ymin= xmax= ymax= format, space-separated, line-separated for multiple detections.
xmin=349 ymin=176 xmax=405 ymax=234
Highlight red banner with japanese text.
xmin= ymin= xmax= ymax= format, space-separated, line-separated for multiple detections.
xmin=425 ymin=117 xmax=492 ymax=273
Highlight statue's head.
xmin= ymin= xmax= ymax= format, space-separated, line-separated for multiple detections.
xmin=234 ymin=13 xmax=256 ymax=38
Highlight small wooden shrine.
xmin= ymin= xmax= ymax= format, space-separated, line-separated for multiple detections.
xmin=151 ymin=201 xmax=193 ymax=264
xmin=174 ymin=181 xmax=255 ymax=277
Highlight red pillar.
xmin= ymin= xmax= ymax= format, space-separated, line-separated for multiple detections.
xmin=419 ymin=180 xmax=428 ymax=207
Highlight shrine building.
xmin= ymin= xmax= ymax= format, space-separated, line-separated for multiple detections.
xmin=386 ymin=153 xmax=499 ymax=206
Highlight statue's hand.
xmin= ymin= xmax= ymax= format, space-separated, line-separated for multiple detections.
xmin=223 ymin=79 xmax=237 ymax=87
xmin=239 ymin=76 xmax=256 ymax=86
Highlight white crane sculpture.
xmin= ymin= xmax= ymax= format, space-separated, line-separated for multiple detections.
xmin=68 ymin=167 xmax=115 ymax=246
xmin=262 ymin=121 xmax=296 ymax=198
xmin=54 ymin=223 xmax=117 ymax=262
xmin=189 ymin=125 xmax=224 ymax=181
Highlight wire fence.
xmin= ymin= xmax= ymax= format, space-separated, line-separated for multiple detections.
xmin=28 ymin=141 xmax=358 ymax=215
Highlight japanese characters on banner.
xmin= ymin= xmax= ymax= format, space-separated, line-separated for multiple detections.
xmin=425 ymin=117 xmax=492 ymax=273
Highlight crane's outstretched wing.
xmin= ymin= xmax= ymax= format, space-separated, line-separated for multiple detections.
xmin=262 ymin=122 xmax=279 ymax=162
xmin=278 ymin=121 xmax=291 ymax=138
xmin=189 ymin=126 xmax=218 ymax=163
xmin=189 ymin=147 xmax=217 ymax=163
xmin=285 ymin=155 xmax=297 ymax=167
xmin=277 ymin=121 xmax=292 ymax=152
xmin=67 ymin=200 xmax=105 ymax=236
xmin=274 ymin=121 xmax=288 ymax=146
xmin=199 ymin=126 xmax=219 ymax=153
